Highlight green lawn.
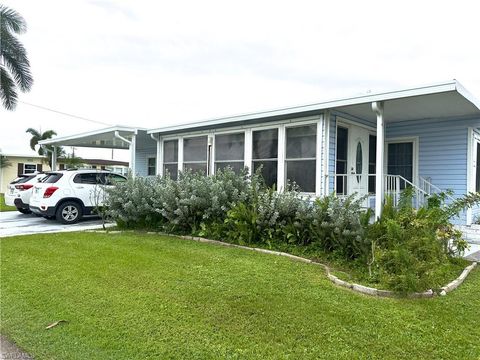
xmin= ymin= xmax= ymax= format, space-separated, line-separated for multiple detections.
xmin=0 ymin=193 xmax=16 ymax=212
xmin=1 ymin=232 xmax=478 ymax=359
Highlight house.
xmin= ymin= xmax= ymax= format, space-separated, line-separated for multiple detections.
xmin=0 ymin=153 xmax=128 ymax=193
xmin=38 ymin=80 xmax=480 ymax=225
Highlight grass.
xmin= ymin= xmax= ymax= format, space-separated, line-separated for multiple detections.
xmin=1 ymin=232 xmax=479 ymax=359
xmin=0 ymin=193 xmax=16 ymax=212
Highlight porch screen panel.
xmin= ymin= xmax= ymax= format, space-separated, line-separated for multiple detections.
xmin=184 ymin=136 xmax=208 ymax=175
xmin=215 ymin=133 xmax=245 ymax=174
xmin=252 ymin=129 xmax=278 ymax=188
xmin=388 ymin=142 xmax=413 ymax=187
xmin=163 ymin=139 xmax=178 ymax=180
xmin=147 ymin=157 xmax=156 ymax=176
xmin=286 ymin=124 xmax=316 ymax=193
xmin=336 ymin=127 xmax=348 ymax=194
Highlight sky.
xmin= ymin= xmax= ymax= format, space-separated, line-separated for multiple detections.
xmin=1 ymin=0 xmax=479 ymax=161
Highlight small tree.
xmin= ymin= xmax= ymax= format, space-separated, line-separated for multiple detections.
xmin=0 ymin=155 xmax=12 ymax=169
xmin=25 ymin=128 xmax=64 ymax=168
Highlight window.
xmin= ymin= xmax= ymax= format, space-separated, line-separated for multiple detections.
xmin=336 ymin=127 xmax=348 ymax=194
xmin=24 ymin=164 xmax=37 ymax=174
xmin=73 ymin=173 xmax=102 ymax=185
xmin=368 ymin=135 xmax=376 ymax=193
xmin=183 ymin=136 xmax=208 ymax=175
xmin=388 ymin=142 xmax=413 ymax=188
xmin=40 ymin=173 xmax=63 ymax=183
xmin=103 ymin=173 xmax=127 ymax=185
xmin=163 ymin=139 xmax=178 ymax=180
xmin=286 ymin=124 xmax=316 ymax=193
xmin=252 ymin=128 xmax=278 ymax=188
xmin=147 ymin=157 xmax=156 ymax=176
xmin=215 ymin=133 xmax=245 ymax=174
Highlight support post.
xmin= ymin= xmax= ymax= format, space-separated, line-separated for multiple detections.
xmin=372 ymin=101 xmax=384 ymax=220
xmin=52 ymin=147 xmax=57 ymax=171
xmin=130 ymin=134 xmax=136 ymax=177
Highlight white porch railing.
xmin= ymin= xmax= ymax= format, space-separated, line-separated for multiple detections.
xmin=330 ymin=174 xmax=436 ymax=209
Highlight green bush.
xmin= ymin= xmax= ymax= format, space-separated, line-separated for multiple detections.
xmin=106 ymin=170 xmax=477 ymax=294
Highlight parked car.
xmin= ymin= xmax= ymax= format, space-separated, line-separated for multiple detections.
xmin=5 ymin=173 xmax=46 ymax=214
xmin=29 ymin=170 xmax=127 ymax=224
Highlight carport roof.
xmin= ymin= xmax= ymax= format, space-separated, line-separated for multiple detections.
xmin=148 ymin=80 xmax=480 ymax=135
xmin=39 ymin=126 xmax=142 ymax=149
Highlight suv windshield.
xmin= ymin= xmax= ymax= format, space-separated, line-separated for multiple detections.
xmin=40 ymin=173 xmax=63 ymax=184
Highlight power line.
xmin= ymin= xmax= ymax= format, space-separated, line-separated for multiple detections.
xmin=19 ymin=101 xmax=113 ymax=126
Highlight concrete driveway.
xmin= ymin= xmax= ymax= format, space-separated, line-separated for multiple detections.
xmin=0 ymin=211 xmax=112 ymax=237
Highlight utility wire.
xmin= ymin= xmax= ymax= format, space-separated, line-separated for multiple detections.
xmin=19 ymin=101 xmax=113 ymax=127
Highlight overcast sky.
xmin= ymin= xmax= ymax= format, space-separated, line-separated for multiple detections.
xmin=1 ymin=0 xmax=479 ymax=160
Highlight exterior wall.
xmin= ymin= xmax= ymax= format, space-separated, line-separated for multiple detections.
xmin=134 ymin=131 xmax=157 ymax=177
xmin=387 ymin=116 xmax=480 ymax=224
xmin=0 ymin=155 xmax=48 ymax=193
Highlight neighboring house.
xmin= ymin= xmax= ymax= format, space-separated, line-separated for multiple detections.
xmin=0 ymin=153 xmax=128 ymax=193
xmin=39 ymin=80 xmax=480 ymax=225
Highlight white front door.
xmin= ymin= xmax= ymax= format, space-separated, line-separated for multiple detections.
xmin=347 ymin=125 xmax=369 ymax=197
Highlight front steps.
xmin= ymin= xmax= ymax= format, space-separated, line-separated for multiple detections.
xmin=457 ymin=225 xmax=480 ymax=261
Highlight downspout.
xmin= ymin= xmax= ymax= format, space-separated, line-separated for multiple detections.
xmin=115 ymin=131 xmax=135 ymax=177
xmin=372 ymin=101 xmax=385 ymax=220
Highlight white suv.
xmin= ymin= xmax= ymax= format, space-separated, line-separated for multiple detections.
xmin=5 ymin=173 xmax=46 ymax=214
xmin=29 ymin=170 xmax=127 ymax=224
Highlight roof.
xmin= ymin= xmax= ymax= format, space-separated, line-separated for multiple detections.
xmin=0 ymin=153 xmax=45 ymax=159
xmin=148 ymin=80 xmax=480 ymax=135
xmin=39 ymin=126 xmax=142 ymax=149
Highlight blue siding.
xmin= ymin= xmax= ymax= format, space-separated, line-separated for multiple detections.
xmin=134 ymin=131 xmax=157 ymax=177
xmin=387 ymin=117 xmax=480 ymax=224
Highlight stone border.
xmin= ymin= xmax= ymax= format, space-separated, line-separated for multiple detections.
xmin=92 ymin=230 xmax=478 ymax=298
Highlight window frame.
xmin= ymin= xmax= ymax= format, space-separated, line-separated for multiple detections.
xmin=385 ymin=137 xmax=419 ymax=186
xmin=284 ymin=122 xmax=318 ymax=194
xmin=147 ymin=156 xmax=156 ymax=176
xmin=162 ymin=138 xmax=179 ymax=179
xmin=251 ymin=126 xmax=279 ymax=188
xmin=183 ymin=135 xmax=208 ymax=174
xmin=213 ymin=131 xmax=245 ymax=174
xmin=23 ymin=163 xmax=38 ymax=174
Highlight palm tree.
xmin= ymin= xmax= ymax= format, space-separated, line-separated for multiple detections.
xmin=0 ymin=5 xmax=33 ymax=110
xmin=26 ymin=128 xmax=64 ymax=168
xmin=0 ymin=154 xmax=12 ymax=169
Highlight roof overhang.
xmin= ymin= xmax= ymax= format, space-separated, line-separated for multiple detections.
xmin=148 ymin=80 xmax=480 ymax=135
xmin=39 ymin=126 xmax=141 ymax=149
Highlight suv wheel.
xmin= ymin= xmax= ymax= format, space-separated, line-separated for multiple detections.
xmin=56 ymin=201 xmax=83 ymax=224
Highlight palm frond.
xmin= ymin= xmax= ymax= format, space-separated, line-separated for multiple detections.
xmin=26 ymin=128 xmax=41 ymax=150
xmin=1 ymin=31 xmax=33 ymax=92
xmin=0 ymin=65 xmax=17 ymax=110
xmin=41 ymin=130 xmax=57 ymax=140
xmin=0 ymin=5 xmax=27 ymax=34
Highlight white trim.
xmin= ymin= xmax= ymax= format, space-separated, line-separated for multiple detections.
xmin=336 ymin=116 xmax=376 ymax=132
xmin=323 ymin=112 xmax=330 ymax=196
xmin=178 ymin=138 xmax=184 ymax=173
xmin=466 ymin=128 xmax=480 ymax=225
xmin=152 ymin=116 xmax=322 ymax=138
xmin=384 ymin=136 xmax=419 ymax=185
xmin=39 ymin=126 xmax=140 ymax=146
xmin=316 ymin=115 xmax=324 ymax=196
xmin=244 ymin=129 xmax=252 ymax=175
xmin=148 ymin=81 xmax=465 ymax=135
xmin=277 ymin=125 xmax=286 ymax=191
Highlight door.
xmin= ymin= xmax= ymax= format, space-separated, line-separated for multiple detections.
xmin=347 ymin=126 xmax=369 ymax=196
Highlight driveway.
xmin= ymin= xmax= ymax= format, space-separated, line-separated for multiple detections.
xmin=0 ymin=211 xmax=112 ymax=238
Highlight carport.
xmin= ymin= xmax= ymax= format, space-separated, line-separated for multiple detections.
xmin=38 ymin=126 xmax=155 ymax=176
